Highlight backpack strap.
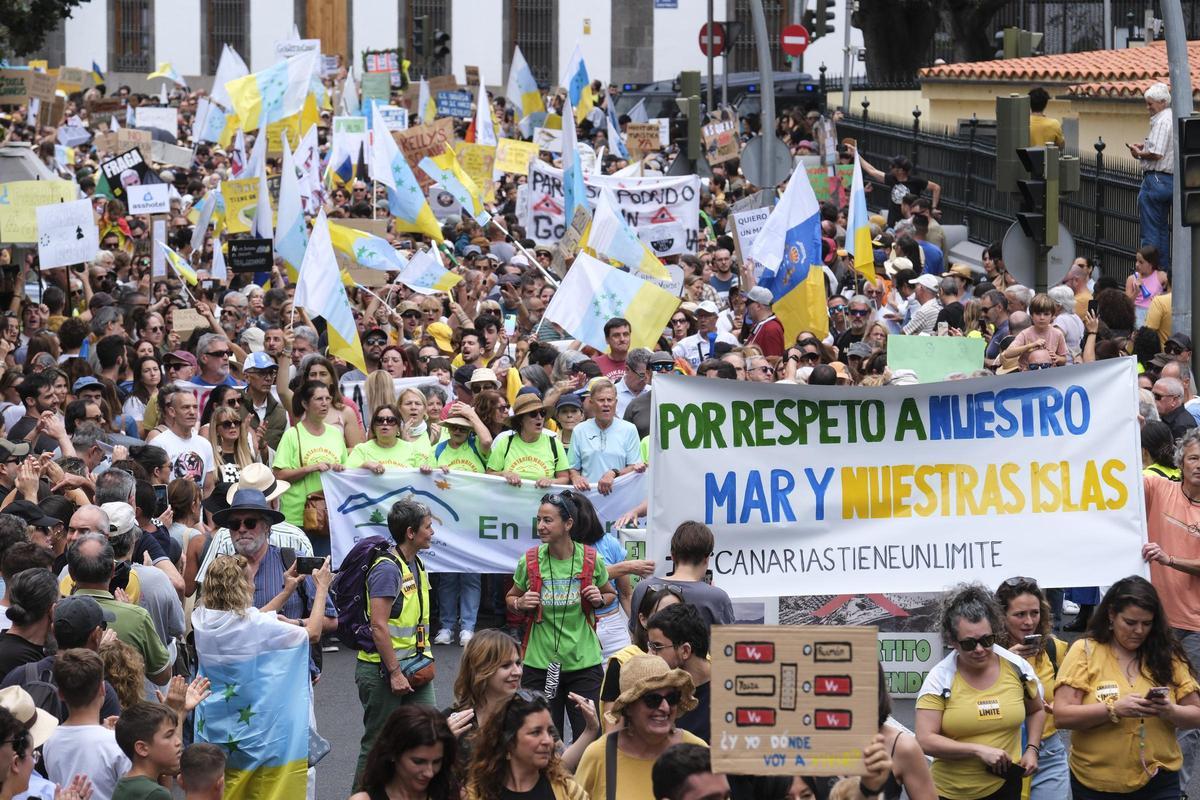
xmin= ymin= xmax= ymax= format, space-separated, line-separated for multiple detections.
xmin=434 ymin=440 xmax=449 ymax=459
xmin=579 ymin=544 xmax=597 ymax=630
xmin=1046 ymin=636 xmax=1066 ymax=677
xmin=605 ymin=731 xmax=618 ymax=800
xmin=466 ymin=434 xmax=484 ymax=466
xmin=520 ymin=545 xmax=543 ymax=655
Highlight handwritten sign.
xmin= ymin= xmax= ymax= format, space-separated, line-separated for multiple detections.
xmin=531 ymin=127 xmax=562 ymax=154
xmin=711 ymin=625 xmax=877 ymax=776
xmin=733 ymin=206 xmax=772 ymax=261
xmin=886 ymin=334 xmax=986 ymax=383
xmin=135 ymin=106 xmax=178 ymax=139
xmin=36 ymin=198 xmax=99 ymax=269
xmin=454 ymin=142 xmax=496 ymax=203
xmin=0 ymin=180 xmax=76 ymax=243
xmin=170 ymin=308 xmax=208 ymax=341
xmin=94 ymin=129 xmax=152 ymax=162
xmin=626 ymin=122 xmax=662 ymax=155
xmin=435 ymin=90 xmax=473 ymax=118
xmin=703 ymin=119 xmax=739 ymax=165
xmin=495 ymin=138 xmax=539 ymax=175
xmin=393 ymin=118 xmax=455 ymax=191
xmin=464 ymin=65 xmax=480 ymax=88
xmin=427 ymin=75 xmax=458 ymax=94
xmin=361 ymin=72 xmax=391 ymax=105
xmin=377 ymin=105 xmax=409 ymax=131
xmin=0 ymin=70 xmax=56 ymax=108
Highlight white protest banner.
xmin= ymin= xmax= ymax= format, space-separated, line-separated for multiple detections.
xmin=522 ymin=160 xmax=700 ymax=255
xmin=275 ymin=39 xmax=321 ymax=61
xmin=732 ymin=206 xmax=772 ymax=261
xmin=648 ymin=360 xmax=1146 ymax=598
xmin=36 ymin=198 xmax=99 ymax=269
xmin=338 ymin=375 xmax=437 ymax=425
xmin=135 ymin=106 xmax=178 ymax=139
xmin=322 ymin=469 xmax=647 ymax=570
xmin=127 ymin=183 xmax=170 ymax=215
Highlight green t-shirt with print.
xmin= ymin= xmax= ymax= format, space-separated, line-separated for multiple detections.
xmin=346 ymin=437 xmax=433 ymax=470
xmin=486 ymin=431 xmax=568 ymax=479
xmin=435 ymin=437 xmax=487 ymax=473
xmin=513 ymin=542 xmax=608 ymax=671
xmin=274 ymin=423 xmax=347 ymax=527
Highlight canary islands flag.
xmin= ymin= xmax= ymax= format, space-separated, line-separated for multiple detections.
xmin=543 ymin=251 xmax=679 ymax=351
xmin=275 ymin=136 xmax=307 ymax=279
xmin=583 ymin=189 xmax=668 ymax=280
xmin=148 ymin=62 xmax=187 ymax=87
xmin=370 ymin=103 xmax=442 ymax=241
xmin=844 ymin=154 xmax=875 ymax=282
xmin=748 ymin=161 xmax=828 ymax=340
xmin=560 ymin=93 xmax=588 ymax=226
xmin=561 ymin=44 xmax=594 ymax=124
xmin=506 ymin=46 xmax=542 ymax=120
xmin=225 ymin=51 xmax=318 ymax=132
xmin=155 ymin=241 xmax=198 ymax=286
xmin=418 ymin=146 xmax=490 ymax=226
xmin=192 ymin=606 xmax=311 ymax=800
xmin=399 ymin=248 xmax=463 ymax=294
xmin=327 ymin=220 xmax=405 ymax=271
xmin=295 ymin=211 xmax=367 ymax=373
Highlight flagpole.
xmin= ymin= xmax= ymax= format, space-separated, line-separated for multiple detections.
xmin=488 ymin=217 xmax=560 ymax=288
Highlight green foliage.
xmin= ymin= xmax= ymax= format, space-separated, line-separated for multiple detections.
xmin=0 ymin=0 xmax=84 ymax=61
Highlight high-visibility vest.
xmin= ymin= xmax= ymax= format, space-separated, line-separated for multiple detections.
xmin=357 ymin=554 xmax=428 ymax=664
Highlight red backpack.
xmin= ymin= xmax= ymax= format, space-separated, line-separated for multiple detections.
xmin=521 ymin=543 xmax=598 ymax=654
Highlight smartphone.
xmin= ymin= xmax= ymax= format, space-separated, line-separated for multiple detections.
xmin=1023 ymin=634 xmax=1043 ymax=647
xmin=937 ymin=321 xmax=949 ymax=336
xmin=294 ymin=556 xmax=325 ymax=575
xmin=1147 ymin=686 xmax=1170 ymax=700
xmin=503 ymin=313 xmax=517 ymax=337
xmin=152 ymin=483 xmax=168 ymax=516
xmin=703 ymin=569 xmax=714 ymax=585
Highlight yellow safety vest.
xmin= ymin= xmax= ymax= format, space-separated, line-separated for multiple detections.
xmin=357 ymin=553 xmax=429 ymax=664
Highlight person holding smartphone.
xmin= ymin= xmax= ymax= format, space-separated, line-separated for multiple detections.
xmin=1054 ymin=577 xmax=1200 ymax=800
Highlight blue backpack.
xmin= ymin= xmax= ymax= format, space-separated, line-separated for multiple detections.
xmin=434 ymin=434 xmax=485 ymax=468
xmin=331 ymin=536 xmax=400 ymax=652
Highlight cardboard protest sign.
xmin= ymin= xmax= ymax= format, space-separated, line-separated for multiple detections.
xmin=733 ymin=206 xmax=772 ymax=261
xmin=330 ymin=219 xmax=390 ymax=286
xmin=495 ymin=138 xmax=539 ymax=175
xmin=464 ymin=65 xmax=480 ymax=88
xmin=703 ymin=119 xmax=739 ymax=165
xmin=99 ymin=147 xmax=158 ymax=203
xmin=626 ymin=122 xmax=662 ymax=155
xmin=361 ymin=73 xmax=391 ymax=105
xmin=393 ymin=118 xmax=455 ymax=191
xmin=221 ymin=178 xmax=260 ymax=235
xmin=886 ymin=335 xmax=985 ymax=382
xmin=427 ymin=75 xmax=458 ymax=94
xmin=86 ymin=97 xmax=126 ymax=129
xmin=550 ymin=204 xmax=592 ymax=278
xmin=127 ymin=183 xmax=170 ymax=215
xmin=0 ymin=180 xmax=76 ymax=242
xmin=227 ymin=238 xmax=274 ymax=273
xmin=264 ymin=113 xmax=306 ymax=156
xmin=435 ymin=90 xmax=473 ymax=118
xmin=170 ymin=308 xmax=208 ymax=341
xmin=150 ymin=141 xmax=193 ymax=168
xmin=94 ymin=129 xmax=152 ymax=163
xmin=135 ymin=106 xmax=178 ymax=139
xmin=0 ymin=70 xmax=56 ymax=108
xmin=36 ymin=198 xmax=99 ymax=269
xmin=454 ymin=142 xmax=496 ymax=203
xmin=56 ymin=67 xmax=89 ymax=94
xmin=710 ymin=626 xmax=878 ymax=776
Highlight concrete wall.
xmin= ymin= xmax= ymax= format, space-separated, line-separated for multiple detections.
xmin=248 ymin=0 xmax=295 ymax=71
xmin=351 ymin=0 xmax=400 ymax=68
xmin=559 ymin=1 xmax=611 ymax=88
xmin=155 ymin=0 xmax=201 ymax=75
xmin=63 ymin=0 xmax=108 ymax=74
xmin=451 ymin=0 xmax=503 ymax=85
xmin=651 ymin=0 xmax=720 ymax=83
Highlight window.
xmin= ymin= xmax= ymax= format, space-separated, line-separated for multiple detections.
xmin=730 ymin=0 xmax=788 ymax=72
xmin=509 ymin=0 xmax=556 ymax=88
xmin=110 ymin=0 xmax=153 ymax=73
xmin=407 ymin=0 xmax=449 ymax=79
xmin=203 ymin=0 xmax=250 ymax=74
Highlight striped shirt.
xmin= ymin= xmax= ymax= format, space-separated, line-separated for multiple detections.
xmin=194 ymin=522 xmax=314 ymax=583
xmin=1144 ymin=108 xmax=1175 ymax=174
xmin=903 ymin=298 xmax=943 ymax=335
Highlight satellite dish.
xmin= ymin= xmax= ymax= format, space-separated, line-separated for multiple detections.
xmin=1000 ymin=222 xmax=1076 ymax=288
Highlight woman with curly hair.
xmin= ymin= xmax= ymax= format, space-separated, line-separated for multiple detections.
xmin=465 ymin=690 xmax=588 ymax=800
xmin=352 ymin=706 xmax=458 ymax=800
xmin=99 ymin=637 xmax=145 ymax=710
xmin=1054 ymin=576 xmax=1200 ymax=800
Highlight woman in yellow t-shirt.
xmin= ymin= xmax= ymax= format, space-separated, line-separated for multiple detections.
xmin=346 ymin=404 xmax=435 ymax=473
xmin=994 ymin=577 xmax=1069 ymax=800
xmin=916 ymin=583 xmax=1045 ymax=800
xmin=1054 ymin=576 xmax=1200 ymax=800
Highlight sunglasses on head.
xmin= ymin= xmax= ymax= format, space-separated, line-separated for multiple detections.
xmin=957 ymin=634 xmax=996 ymax=652
xmin=639 ymin=690 xmax=682 ymax=709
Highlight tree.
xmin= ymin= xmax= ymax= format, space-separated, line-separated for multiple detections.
xmin=854 ymin=0 xmax=1009 ymax=84
xmin=0 ymin=0 xmax=84 ymax=61
xmin=940 ymin=0 xmax=1013 ymax=64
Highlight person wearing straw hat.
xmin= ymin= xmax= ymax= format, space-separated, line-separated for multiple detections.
xmin=487 ymin=394 xmax=570 ymax=489
xmin=575 ymin=653 xmax=703 ymax=800
xmin=0 ymin=685 xmax=60 ymax=800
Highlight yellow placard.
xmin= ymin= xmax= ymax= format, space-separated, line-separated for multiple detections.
xmin=0 ymin=179 xmax=78 ymax=243
xmin=264 ymin=94 xmax=319 ymax=156
xmin=453 ymin=142 xmax=496 ymax=203
xmin=494 ymin=138 xmax=539 ymax=176
xmin=221 ymin=177 xmax=260 ymax=235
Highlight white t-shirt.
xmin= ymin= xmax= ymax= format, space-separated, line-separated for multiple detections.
xmin=151 ymin=428 xmax=215 ymax=484
xmin=672 ymin=331 xmax=739 ymax=369
xmin=43 ymin=724 xmax=131 ymax=800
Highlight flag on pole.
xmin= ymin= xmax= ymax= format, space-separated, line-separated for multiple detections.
xmin=627 ymin=99 xmax=648 ymax=124
xmin=90 ymin=61 xmax=104 ymax=85
xmin=561 ymin=44 xmax=594 ymax=124
xmin=582 ymin=189 xmax=668 ymax=280
xmin=210 ymin=45 xmax=249 ymax=111
xmin=341 ymin=69 xmax=361 ymax=117
xmin=398 ymin=248 xmax=463 ymax=294
xmin=244 ymin=125 xmax=267 ymax=179
xmin=294 ymin=212 xmax=367 ymax=373
xmin=230 ymin=129 xmax=247 ymax=178
xmin=748 ymin=162 xmax=828 ymax=340
xmin=190 ymin=189 xmax=218 ymax=254
xmin=147 ymin=62 xmax=187 ymax=87
xmin=606 ymin=99 xmax=629 ymax=160
xmin=370 ymin=104 xmax=443 ymax=241
xmin=156 ymin=241 xmax=198 ymax=286
xmin=251 ymin=157 xmax=273 ymax=242
xmin=845 ymin=154 xmax=875 ymax=282
xmin=327 ymin=221 xmax=406 ymax=271
xmin=295 ymin=124 xmax=324 ymax=214
xmin=210 ymin=235 xmax=228 ymax=281
xmin=559 ymin=94 xmax=588 ymax=226
xmin=506 ymin=46 xmax=542 ymax=120
xmin=543 ymin=252 xmax=678 ymax=351
xmin=418 ymin=146 xmax=490 ymax=226
xmin=416 ymin=78 xmax=435 ymax=124
xmin=275 ymin=136 xmax=308 ymax=278
xmin=473 ymin=69 xmax=497 ymax=146
xmin=225 ymin=51 xmax=318 ymax=131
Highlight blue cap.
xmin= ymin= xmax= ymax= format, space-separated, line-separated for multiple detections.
xmin=556 ymin=393 xmax=583 ymax=410
xmin=243 ymin=351 xmax=277 ymax=372
xmin=72 ymin=376 xmax=102 ymax=393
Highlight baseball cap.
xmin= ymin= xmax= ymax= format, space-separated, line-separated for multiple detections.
xmin=243 ymin=351 xmax=277 ymax=372
xmin=847 ymin=341 xmax=874 ymax=359
xmin=649 ymin=351 xmax=674 ymax=367
xmin=52 ymin=595 xmax=115 ymax=643
xmin=163 ymin=350 xmax=198 ymax=369
xmin=99 ymin=502 xmax=137 ymax=538
xmin=71 ymin=376 xmax=102 ymax=393
xmin=695 ymin=300 xmax=720 ymax=315
xmin=88 ymin=292 xmax=115 ymax=309
xmin=909 ymin=274 xmax=941 ymax=291
xmin=6 ymin=499 xmax=58 ymax=529
xmin=453 ymin=365 xmax=477 ymax=387
xmin=0 ymin=439 xmax=30 ymax=463
xmin=427 ymin=322 xmax=454 ymax=352
xmin=555 ymin=393 xmax=584 ymax=410
xmin=1168 ymin=333 xmax=1193 ymax=350
xmin=745 ymin=286 xmax=774 ymax=306
xmin=241 ymin=327 xmax=265 ymax=353
xmin=464 ymin=245 xmax=483 ymax=257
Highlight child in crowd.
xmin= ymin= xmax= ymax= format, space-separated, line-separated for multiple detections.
xmin=112 ymin=702 xmax=182 ymax=800
xmin=43 ymin=649 xmax=130 ymax=799
xmin=178 ymin=743 xmax=226 ymax=800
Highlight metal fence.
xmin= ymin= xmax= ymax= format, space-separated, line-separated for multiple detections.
xmin=838 ymin=107 xmax=1144 ymax=281
xmin=204 ymin=0 xmax=249 ymax=74
xmin=109 ymin=0 xmax=153 ymax=73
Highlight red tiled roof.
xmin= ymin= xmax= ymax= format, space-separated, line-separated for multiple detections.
xmin=919 ymin=40 xmax=1200 ymax=98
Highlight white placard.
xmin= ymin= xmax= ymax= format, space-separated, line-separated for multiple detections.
xmin=650 ymin=117 xmax=670 ymax=147
xmin=427 ymin=186 xmax=463 ymax=221
xmin=127 ymin=183 xmax=170 ymax=215
xmin=36 ymin=198 xmax=99 ymax=269
xmin=733 ymin=206 xmax=772 ymax=257
xmin=274 ymin=39 xmax=321 ymax=61
xmin=377 ymin=105 xmax=409 ymax=131
xmin=152 ymin=219 xmax=166 ymax=279
xmin=135 ymin=106 xmax=178 ymax=139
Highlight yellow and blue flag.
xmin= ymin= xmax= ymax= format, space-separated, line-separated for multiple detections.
xmin=561 ymin=44 xmax=594 ymax=124
xmin=399 ymin=248 xmax=463 ymax=294
xmin=748 ymin=161 xmax=828 ymax=340
xmin=845 ymin=154 xmax=875 ymax=282
xmin=147 ymin=62 xmax=187 ymax=87
xmin=369 ymin=103 xmax=443 ymax=241
xmin=560 ymin=93 xmax=588 ymax=226
xmin=192 ymin=607 xmax=310 ymax=799
xmin=582 ymin=189 xmax=668 ymax=280
xmin=275 ymin=136 xmax=307 ymax=279
xmin=328 ymin=221 xmax=405 ymax=272
xmin=91 ymin=61 xmax=104 ymax=85
xmin=418 ymin=146 xmax=490 ymax=226
xmin=543 ymin=251 xmax=678 ymax=351
xmin=155 ymin=241 xmax=198 ymax=286
xmin=416 ymin=78 xmax=436 ymax=124
xmin=295 ymin=211 xmax=368 ymax=373
xmin=606 ymin=98 xmax=629 ymax=160
xmin=506 ymin=46 xmax=542 ymax=120
xmin=225 ymin=51 xmax=318 ymax=132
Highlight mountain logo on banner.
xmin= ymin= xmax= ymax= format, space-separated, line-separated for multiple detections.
xmin=649 ymin=206 xmax=675 ymax=224
xmin=533 ymin=195 xmax=563 ymax=215
xmin=336 ymin=484 xmax=460 ymax=528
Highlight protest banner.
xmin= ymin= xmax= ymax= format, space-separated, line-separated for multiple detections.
xmin=86 ymin=97 xmax=125 ymax=129
xmin=887 ymin=335 xmax=986 ymax=383
xmin=321 ymin=469 xmax=647 ymax=570
xmin=807 ymin=164 xmax=853 ymax=205
xmin=99 ymin=147 xmax=158 ymax=203
xmin=170 ymin=309 xmax=208 ymax=342
xmin=435 ymin=90 xmax=474 ymax=118
xmin=332 ymin=115 xmax=368 ymax=168
xmin=126 ymin=184 xmax=170 ymax=215
xmin=495 ymin=138 xmax=539 ymax=175
xmin=710 ymin=625 xmax=878 ymax=775
xmin=36 ymin=198 xmax=98 ymax=269
xmin=94 ymin=129 xmax=152 ymax=163
xmin=464 ymin=65 xmax=480 ymax=88
xmin=0 ymin=70 xmax=56 ymax=108
xmin=626 ymin=122 xmax=663 ymax=155
xmin=732 ymin=206 xmax=772 ymax=261
xmin=274 ymin=38 xmax=320 ymax=60
xmin=134 ymin=106 xmax=178 ymax=139
xmin=361 ymin=72 xmax=391 ymax=105
xmin=454 ymin=142 xmax=496 ymax=203
xmin=221 ymin=177 xmax=260 ymax=235
xmin=56 ymin=67 xmax=88 ymax=94
xmin=0 ymin=180 xmax=76 ymax=242
xmin=264 ymin=113 xmax=304 ymax=156
xmin=703 ymin=119 xmax=739 ymax=165
xmin=339 ymin=375 xmax=436 ymax=424
xmin=521 ymin=160 xmax=701 ymax=256
xmin=648 ymin=359 xmax=1145 ymax=598
xmin=531 ymin=127 xmax=562 ymax=153
xmin=393 ymin=118 xmax=455 ymax=191
xmin=878 ymin=632 xmax=940 ymax=699
xmin=377 ymin=105 xmax=409 ymax=131
xmin=227 ymin=238 xmax=273 ymax=272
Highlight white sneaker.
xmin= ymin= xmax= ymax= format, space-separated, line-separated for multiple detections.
xmin=1063 ymin=600 xmax=1080 ymax=615
xmin=434 ymin=629 xmax=453 ymax=645
xmin=459 ymin=630 xmax=473 ymax=647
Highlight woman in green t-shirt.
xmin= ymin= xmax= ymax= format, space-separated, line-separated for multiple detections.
xmin=347 ymin=403 xmax=434 ymax=473
xmin=506 ymin=491 xmax=614 ymax=742
xmin=486 ymin=394 xmax=569 ymax=488
xmin=272 ymin=380 xmax=347 ymax=556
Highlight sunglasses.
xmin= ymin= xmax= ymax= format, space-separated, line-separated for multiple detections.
xmin=147 ymin=325 xmax=164 ymax=332
xmin=957 ymin=634 xmax=996 ymax=652
xmin=799 ymin=352 xmax=821 ymax=363
xmin=223 ymin=398 xmax=242 ymax=406
xmin=639 ymin=690 xmax=682 ymax=709
xmin=418 ymin=355 xmax=434 ymax=363
xmin=402 ymin=311 xmax=421 ymax=319
xmin=226 ymin=517 xmax=262 ymax=531
xmin=650 ymin=363 xmax=675 ymax=373
xmin=365 ymin=338 xmax=388 ymax=347
xmin=1166 ymin=344 xmax=1183 ymax=355
xmin=374 ymin=416 xmax=398 ymax=427
xmin=1153 ymin=391 xmax=1173 ymax=399
xmin=646 ymin=640 xmax=675 ymax=654
xmin=670 ymin=317 xmax=688 ymax=325
xmin=849 ymin=308 xmax=871 ymax=317
xmin=829 ymin=305 xmax=847 ymax=313
xmin=1026 ymin=363 xmax=1053 ymax=370
xmin=206 ymin=350 xmax=231 ymax=358
xmin=219 ymin=420 xmax=240 ymax=429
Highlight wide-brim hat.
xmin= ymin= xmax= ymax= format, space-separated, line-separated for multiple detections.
xmin=0 ymin=686 xmax=57 ymax=748
xmin=605 ymin=654 xmax=697 ymax=724
xmin=212 ymin=488 xmax=285 ymax=528
xmin=227 ymin=462 xmax=290 ymax=504
xmin=510 ymin=393 xmax=545 ymax=418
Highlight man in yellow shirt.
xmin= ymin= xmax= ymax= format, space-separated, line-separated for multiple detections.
xmin=1029 ymin=87 xmax=1065 ymax=149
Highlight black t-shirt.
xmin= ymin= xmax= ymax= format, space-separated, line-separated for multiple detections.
xmin=834 ymin=329 xmax=864 ymax=355
xmin=884 ymin=174 xmax=930 ymax=226
xmin=0 ymin=631 xmax=45 ymax=679
xmin=500 ymin=774 xmax=556 ymax=800
xmin=936 ymin=301 xmax=965 ymax=332
xmin=676 ymin=680 xmax=711 ymax=743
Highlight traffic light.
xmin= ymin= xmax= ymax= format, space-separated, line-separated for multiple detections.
xmin=815 ymin=0 xmax=836 ymax=39
xmin=802 ymin=9 xmax=816 ymax=34
xmin=1002 ymin=27 xmax=1044 ymax=58
xmin=995 ymin=94 xmax=1030 ymax=194
xmin=412 ymin=15 xmax=428 ymax=58
xmin=1182 ymin=116 xmax=1200 ymax=226
xmin=433 ymin=29 xmax=451 ymax=60
xmin=1015 ymin=145 xmax=1060 ymax=247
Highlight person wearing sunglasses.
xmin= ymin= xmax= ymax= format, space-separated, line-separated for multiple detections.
xmin=348 ymin=403 xmax=434 ymax=474
xmin=916 ymin=583 xmax=1045 ymax=800
xmin=1023 ymin=349 xmax=1056 ymax=372
xmin=205 ymin=406 xmax=258 ymax=485
xmin=487 ymin=394 xmax=569 ymax=489
xmin=834 ymin=294 xmax=875 ymax=355
xmin=576 ymin=653 xmax=701 ymax=799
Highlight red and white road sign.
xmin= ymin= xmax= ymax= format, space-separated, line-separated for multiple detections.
xmin=781 ymin=23 xmax=810 ymax=56
xmin=699 ymin=22 xmax=726 ymax=57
